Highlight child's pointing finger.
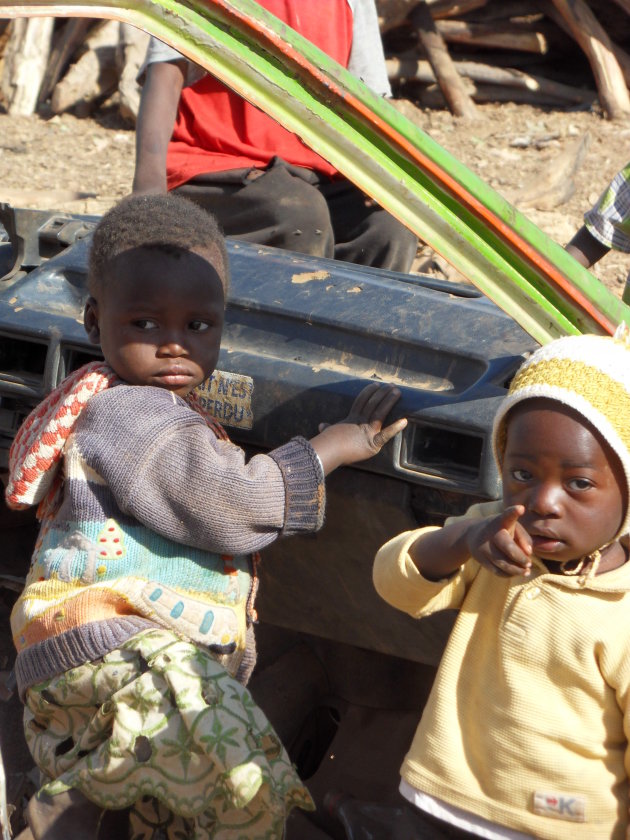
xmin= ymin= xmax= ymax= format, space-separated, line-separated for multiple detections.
xmin=499 ymin=505 xmax=526 ymax=536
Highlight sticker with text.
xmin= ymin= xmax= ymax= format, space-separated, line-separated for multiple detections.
xmin=194 ymin=370 xmax=254 ymax=430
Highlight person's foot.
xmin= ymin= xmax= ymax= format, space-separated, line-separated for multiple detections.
xmin=25 ymin=789 xmax=102 ymax=840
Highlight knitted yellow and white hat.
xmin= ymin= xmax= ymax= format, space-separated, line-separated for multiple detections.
xmin=492 ymin=328 xmax=630 ymax=537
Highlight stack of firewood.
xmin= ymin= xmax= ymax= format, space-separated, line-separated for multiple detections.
xmin=0 ymin=0 xmax=629 ymax=121
xmin=379 ymin=0 xmax=630 ymax=119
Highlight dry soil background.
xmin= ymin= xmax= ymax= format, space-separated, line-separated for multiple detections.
xmin=1 ymin=100 xmax=630 ymax=296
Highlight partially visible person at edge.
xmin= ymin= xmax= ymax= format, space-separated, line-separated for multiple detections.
xmin=8 ymin=192 xmax=407 ymax=840
xmin=131 ymin=0 xmax=418 ymax=273
xmin=374 ymin=329 xmax=630 ymax=840
xmin=566 ymin=160 xmax=630 ymax=302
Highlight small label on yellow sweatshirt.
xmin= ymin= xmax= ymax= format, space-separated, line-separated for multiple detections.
xmin=533 ymin=791 xmax=585 ymax=822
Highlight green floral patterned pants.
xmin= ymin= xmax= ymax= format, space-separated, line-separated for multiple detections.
xmin=24 ymin=627 xmax=313 ymax=839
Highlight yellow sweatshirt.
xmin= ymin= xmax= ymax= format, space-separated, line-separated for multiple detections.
xmin=373 ymin=502 xmax=630 ymax=840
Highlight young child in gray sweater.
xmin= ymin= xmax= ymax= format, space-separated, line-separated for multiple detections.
xmin=7 ymin=193 xmax=406 ymax=840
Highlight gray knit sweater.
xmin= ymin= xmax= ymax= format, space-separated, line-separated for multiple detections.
xmin=11 ymin=384 xmax=325 ymax=696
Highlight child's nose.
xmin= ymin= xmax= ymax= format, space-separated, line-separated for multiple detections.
xmin=528 ymin=482 xmax=561 ymax=516
xmin=157 ymin=336 xmax=187 ymax=356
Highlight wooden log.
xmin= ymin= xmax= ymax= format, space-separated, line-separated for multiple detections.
xmin=51 ymin=19 xmax=120 ymax=115
xmin=463 ymin=2 xmax=545 ymax=23
xmin=1 ymin=18 xmax=54 ymax=115
xmin=418 ymin=80 xmax=583 ymax=107
xmin=410 ymin=1 xmax=478 ymax=118
xmin=375 ymin=0 xmax=418 ymax=32
xmin=540 ymin=1 xmax=630 ymax=88
xmin=117 ymin=23 xmax=150 ymax=123
xmin=375 ymin=0 xmax=488 ymax=31
xmin=386 ymin=56 xmax=595 ymax=103
xmin=426 ymin=0 xmax=488 ymax=19
xmin=550 ymin=0 xmax=630 ymax=120
xmin=38 ymin=18 xmax=93 ymax=105
xmin=434 ymin=19 xmax=548 ymax=53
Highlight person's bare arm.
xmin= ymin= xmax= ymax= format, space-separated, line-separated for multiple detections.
xmin=565 ymin=225 xmax=611 ymax=268
xmin=133 ymin=60 xmax=186 ymax=194
xmin=409 ymin=505 xmax=533 ymax=581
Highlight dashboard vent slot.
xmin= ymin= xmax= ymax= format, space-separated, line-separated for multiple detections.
xmin=0 ymin=395 xmax=32 ymax=468
xmin=401 ymin=421 xmax=484 ymax=486
xmin=0 ymin=334 xmax=47 ymax=385
xmin=63 ymin=347 xmax=102 ymax=378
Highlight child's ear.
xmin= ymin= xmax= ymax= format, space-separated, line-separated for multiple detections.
xmin=84 ymin=297 xmax=101 ymax=345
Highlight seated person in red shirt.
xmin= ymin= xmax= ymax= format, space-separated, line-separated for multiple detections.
xmin=132 ymin=0 xmax=418 ymax=272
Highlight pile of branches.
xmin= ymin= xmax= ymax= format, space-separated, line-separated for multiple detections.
xmin=0 ymin=0 xmax=630 ymax=121
xmin=379 ymin=0 xmax=630 ymax=119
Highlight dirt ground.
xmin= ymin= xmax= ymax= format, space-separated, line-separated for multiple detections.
xmin=1 ymin=99 xmax=630 ymax=296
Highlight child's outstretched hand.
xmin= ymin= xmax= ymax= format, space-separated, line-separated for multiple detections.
xmin=311 ymin=383 xmax=407 ymax=475
xmin=467 ymin=505 xmax=533 ymax=577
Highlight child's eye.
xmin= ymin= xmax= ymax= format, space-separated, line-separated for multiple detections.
xmin=567 ymin=477 xmax=593 ymax=491
xmin=189 ymin=321 xmax=209 ymax=332
xmin=133 ymin=319 xmax=158 ymax=330
xmin=511 ymin=469 xmax=531 ymax=482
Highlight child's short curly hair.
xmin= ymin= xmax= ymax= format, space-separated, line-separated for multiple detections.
xmin=88 ymin=193 xmax=230 ymax=295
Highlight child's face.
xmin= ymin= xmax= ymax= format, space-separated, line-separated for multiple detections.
xmin=502 ymin=401 xmax=627 ymax=563
xmin=84 ymin=245 xmax=225 ymax=396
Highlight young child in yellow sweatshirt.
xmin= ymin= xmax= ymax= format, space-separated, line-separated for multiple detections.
xmin=374 ymin=330 xmax=630 ymax=840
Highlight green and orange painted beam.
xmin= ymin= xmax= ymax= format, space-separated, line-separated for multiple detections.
xmin=1 ymin=0 xmax=628 ymax=343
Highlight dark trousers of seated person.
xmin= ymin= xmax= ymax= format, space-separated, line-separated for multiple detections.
xmin=173 ymin=156 xmax=418 ymax=273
